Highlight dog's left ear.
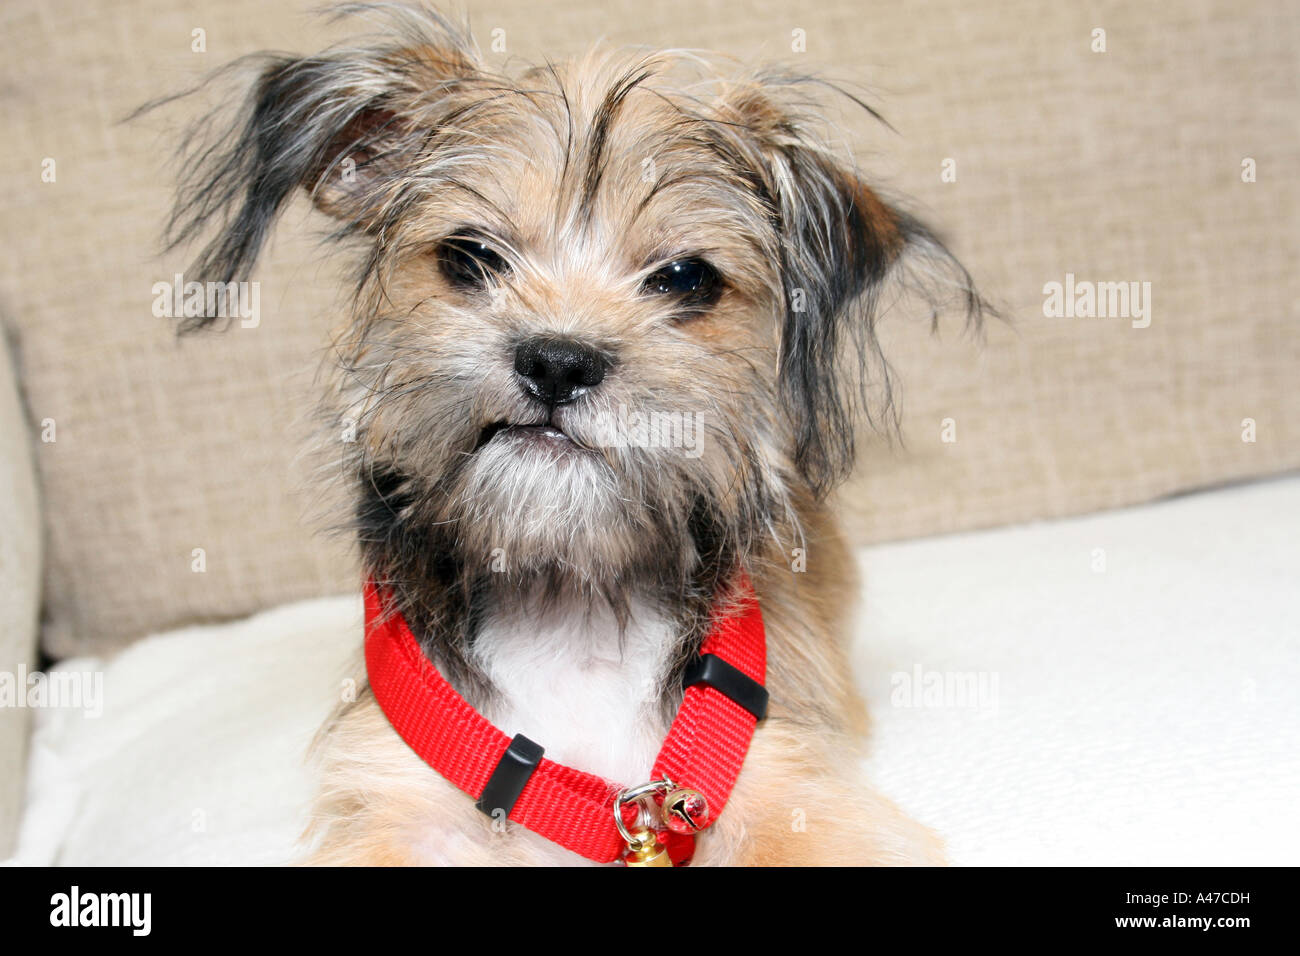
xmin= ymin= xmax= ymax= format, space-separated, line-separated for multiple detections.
xmin=155 ymin=10 xmax=483 ymax=330
xmin=722 ymin=81 xmax=986 ymax=495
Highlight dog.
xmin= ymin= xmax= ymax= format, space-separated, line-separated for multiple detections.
xmin=157 ymin=3 xmax=985 ymax=865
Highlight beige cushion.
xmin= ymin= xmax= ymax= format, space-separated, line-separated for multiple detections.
xmin=0 ymin=329 xmax=42 ymax=855
xmin=1 ymin=1 xmax=1296 ymax=655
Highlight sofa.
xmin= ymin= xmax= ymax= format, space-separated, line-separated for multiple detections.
xmin=2 ymin=0 xmax=1296 ymax=865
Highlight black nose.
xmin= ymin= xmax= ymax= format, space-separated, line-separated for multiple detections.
xmin=513 ymin=337 xmax=609 ymax=407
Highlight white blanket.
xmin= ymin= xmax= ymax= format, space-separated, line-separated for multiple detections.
xmin=10 ymin=477 xmax=1299 ymax=865
xmin=855 ymin=476 xmax=1299 ymax=865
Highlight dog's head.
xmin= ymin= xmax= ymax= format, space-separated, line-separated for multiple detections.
xmin=164 ymin=5 xmax=983 ymax=613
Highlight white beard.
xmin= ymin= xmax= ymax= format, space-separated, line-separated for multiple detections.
xmin=448 ymin=430 xmax=638 ymax=568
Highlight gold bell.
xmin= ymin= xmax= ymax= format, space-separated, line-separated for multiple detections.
xmin=622 ymin=827 xmax=673 ymax=867
xmin=662 ymin=787 xmax=709 ymax=833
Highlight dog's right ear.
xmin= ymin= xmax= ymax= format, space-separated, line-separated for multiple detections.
xmin=158 ymin=15 xmax=482 ymax=327
xmin=714 ymin=75 xmax=988 ymax=495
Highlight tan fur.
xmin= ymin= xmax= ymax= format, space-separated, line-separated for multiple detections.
xmin=160 ymin=7 xmax=980 ymax=866
xmin=296 ymin=30 xmax=944 ymax=868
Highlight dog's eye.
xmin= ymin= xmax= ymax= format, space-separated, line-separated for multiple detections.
xmin=641 ymin=258 xmax=723 ymax=315
xmin=437 ymin=236 xmax=510 ymax=290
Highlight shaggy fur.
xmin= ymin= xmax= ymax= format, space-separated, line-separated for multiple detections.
xmin=155 ymin=3 xmax=986 ymax=865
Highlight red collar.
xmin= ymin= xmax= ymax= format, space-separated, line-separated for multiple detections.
xmin=364 ymin=577 xmax=767 ymax=865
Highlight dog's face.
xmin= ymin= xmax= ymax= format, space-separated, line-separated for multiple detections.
xmin=168 ymin=7 xmax=980 ymax=605
xmin=332 ymin=51 xmax=798 ymax=584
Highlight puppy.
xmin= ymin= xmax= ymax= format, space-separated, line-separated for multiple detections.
xmin=160 ymin=4 xmax=985 ymax=865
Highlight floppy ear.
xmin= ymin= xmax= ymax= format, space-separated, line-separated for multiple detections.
xmin=724 ymin=81 xmax=986 ymax=495
xmin=157 ymin=12 xmax=481 ymax=329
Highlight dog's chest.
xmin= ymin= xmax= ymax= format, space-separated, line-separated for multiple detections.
xmin=469 ymin=599 xmax=674 ymax=788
